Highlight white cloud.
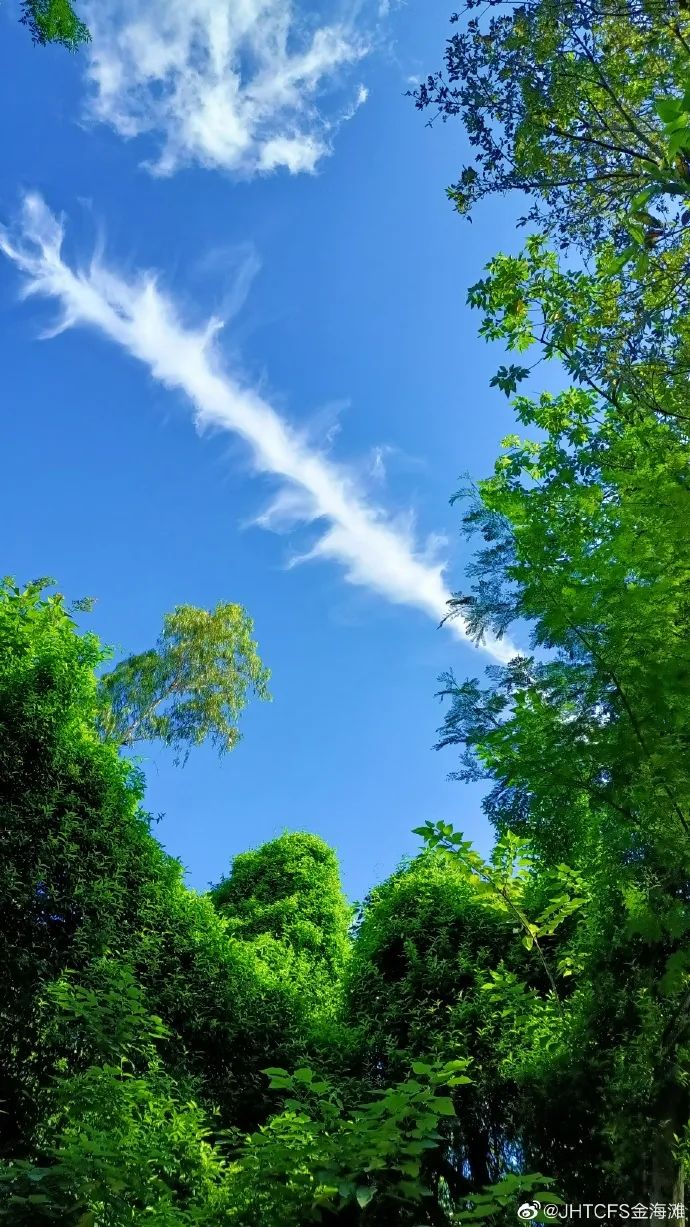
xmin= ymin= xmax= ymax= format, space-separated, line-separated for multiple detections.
xmin=191 ymin=240 xmax=263 ymax=322
xmin=364 ymin=443 xmax=427 ymax=484
xmin=369 ymin=445 xmax=388 ymax=482
xmin=83 ymin=0 xmax=370 ymax=177
xmin=0 ymin=195 xmax=515 ymax=662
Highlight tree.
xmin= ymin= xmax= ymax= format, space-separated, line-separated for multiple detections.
xmin=411 ymin=8 xmax=690 ymax=1197
xmin=224 ymin=1059 xmax=481 ymax=1227
xmin=0 ymin=580 xmax=291 ymax=1156
xmin=19 ymin=0 xmax=89 ymax=50
xmin=431 ymin=377 xmax=690 ymax=1200
xmin=411 ymin=0 xmax=690 ymax=252
xmin=97 ymin=602 xmax=270 ymax=765
xmin=0 ymin=966 xmax=233 ymax=1225
xmin=346 ymin=852 xmax=520 ymax=1195
xmin=0 ymin=577 xmax=555 ymax=1223
xmin=411 ymin=3 xmax=690 ymax=431
xmin=212 ymin=833 xmax=352 ymax=979
xmin=464 ymin=234 xmax=690 ymax=432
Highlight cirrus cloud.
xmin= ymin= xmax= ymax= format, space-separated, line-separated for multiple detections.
xmin=0 ymin=194 xmax=515 ymax=662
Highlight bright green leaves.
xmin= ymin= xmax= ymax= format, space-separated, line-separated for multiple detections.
xmin=0 ymin=962 xmax=231 ymax=1224
xmin=46 ymin=963 xmax=171 ymax=1064
xmin=459 ymin=1173 xmax=563 ymax=1223
xmin=0 ymin=581 xmax=323 ymax=1224
xmin=413 ymin=823 xmax=586 ymax=1001
xmin=211 ymin=832 xmax=352 ymax=997
xmin=655 ymin=87 xmax=690 ymax=156
xmin=0 ymin=578 xmax=562 ymax=1220
xmin=656 ymin=97 xmax=686 ymax=125
xmin=20 ymin=0 xmax=90 ymax=50
xmin=97 ymin=601 xmax=270 ymax=764
xmin=435 ymin=128 xmax=690 ymax=1192
xmin=230 ymin=1058 xmax=467 ymax=1221
xmin=534 ymin=864 xmax=588 ymax=930
xmin=468 ymin=245 xmax=546 ymax=355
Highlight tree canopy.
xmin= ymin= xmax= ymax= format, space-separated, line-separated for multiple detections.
xmin=97 ymin=601 xmax=270 ymax=764
xmin=411 ymin=0 xmax=690 ymax=251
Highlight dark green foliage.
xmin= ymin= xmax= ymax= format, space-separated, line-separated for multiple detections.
xmin=0 ymin=579 xmax=554 ymax=1222
xmin=431 ymin=380 xmax=690 ymax=1198
xmin=1 ymin=581 xmax=491 ymax=1222
xmin=347 ymin=855 xmax=519 ymax=1192
xmin=227 ymin=1058 xmax=482 ymax=1225
xmin=0 ymin=580 xmax=316 ymax=1159
xmin=0 ymin=577 xmax=146 ymax=1152
xmin=0 ymin=968 xmax=230 ymax=1224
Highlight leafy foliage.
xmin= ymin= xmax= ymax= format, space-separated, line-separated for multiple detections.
xmin=226 ymin=1059 xmax=471 ymax=1224
xmin=97 ymin=602 xmax=270 ymax=764
xmin=212 ymin=832 xmax=352 ymax=980
xmin=6 ymin=0 xmax=690 ymax=1215
xmin=410 ymin=0 xmax=690 ymax=251
xmin=19 ymin=0 xmax=89 ymax=50
xmin=0 ymin=578 xmax=561 ymax=1222
xmin=405 ymin=1 xmax=690 ymax=1205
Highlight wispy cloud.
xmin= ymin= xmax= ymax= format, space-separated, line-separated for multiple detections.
xmin=0 ymin=194 xmax=514 ymax=661
xmin=190 ymin=241 xmax=263 ymax=323
xmin=83 ymin=0 xmax=369 ymax=177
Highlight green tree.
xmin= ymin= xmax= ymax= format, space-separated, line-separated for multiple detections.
xmin=19 ymin=0 xmax=89 ymax=50
xmin=0 ymin=580 xmax=291 ymax=1156
xmin=97 ymin=602 xmax=270 ymax=765
xmin=212 ymin=833 xmax=352 ymax=979
xmin=225 ymin=1059 xmax=479 ymax=1226
xmin=431 ymin=380 xmax=690 ymax=1200
xmin=411 ymin=0 xmax=690 ymax=252
xmin=0 ymin=576 xmax=558 ymax=1224
xmin=347 ymin=853 xmax=519 ymax=1195
xmin=0 ymin=967 xmax=232 ymax=1225
xmin=411 ymin=9 xmax=690 ymax=1196
xmin=412 ymin=2 xmax=690 ymax=413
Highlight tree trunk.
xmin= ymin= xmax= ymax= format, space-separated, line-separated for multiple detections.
xmin=651 ymin=1080 xmax=687 ymax=1223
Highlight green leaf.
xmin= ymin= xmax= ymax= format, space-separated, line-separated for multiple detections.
xmin=605 ymin=245 xmax=637 ymax=274
xmin=356 ymin=1185 xmax=376 ymax=1208
xmin=293 ymin=1067 xmax=314 ymax=1083
xmin=411 ymin=1061 xmax=433 ymax=1075
xmin=490 ymin=364 xmax=531 ymax=397
xmin=656 ymin=96 xmax=683 ymax=122
xmin=434 ymin=1096 xmax=456 ymax=1116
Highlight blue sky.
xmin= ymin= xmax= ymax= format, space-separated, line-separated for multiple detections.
xmin=0 ymin=0 xmax=525 ymax=901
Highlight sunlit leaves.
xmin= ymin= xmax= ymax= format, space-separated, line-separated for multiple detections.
xmin=97 ymin=601 xmax=270 ymax=764
xmin=20 ymin=0 xmax=90 ymax=50
xmin=227 ymin=1059 xmax=466 ymax=1221
xmin=412 ymin=1 xmax=690 ymax=253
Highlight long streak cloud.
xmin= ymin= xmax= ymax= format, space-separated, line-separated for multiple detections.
xmin=0 ymin=195 xmax=513 ymax=661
